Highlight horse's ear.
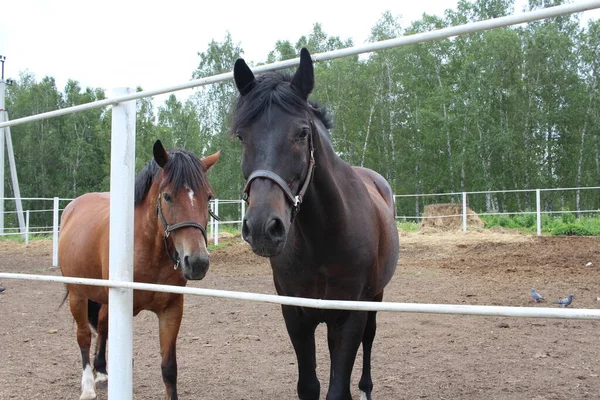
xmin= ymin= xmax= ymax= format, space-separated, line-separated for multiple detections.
xmin=234 ymin=58 xmax=256 ymax=96
xmin=153 ymin=140 xmax=169 ymax=168
xmin=291 ymin=48 xmax=314 ymax=100
xmin=202 ymin=150 xmax=221 ymax=171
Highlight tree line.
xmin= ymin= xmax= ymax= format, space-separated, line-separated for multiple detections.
xmin=4 ymin=0 xmax=599 ymax=227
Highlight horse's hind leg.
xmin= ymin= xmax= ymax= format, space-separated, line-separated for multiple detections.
xmin=69 ymin=292 xmax=97 ymax=400
xmin=358 ymin=311 xmax=377 ymax=400
xmin=93 ymin=304 xmax=108 ymax=384
xmin=157 ymin=295 xmax=184 ymax=400
xmin=358 ymin=293 xmax=383 ymax=400
xmin=282 ymin=305 xmax=320 ymax=400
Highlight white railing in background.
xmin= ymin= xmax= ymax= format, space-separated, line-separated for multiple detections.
xmin=0 ymin=186 xmax=597 ymax=262
xmin=1 ymin=2 xmax=600 ymax=399
xmin=394 ymin=186 xmax=600 ymax=235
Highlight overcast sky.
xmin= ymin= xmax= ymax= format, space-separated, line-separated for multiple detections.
xmin=1 ymin=0 xmax=599 ymax=105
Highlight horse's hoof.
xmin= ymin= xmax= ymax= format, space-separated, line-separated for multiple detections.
xmin=95 ymin=372 xmax=108 ymax=384
xmin=360 ymin=391 xmax=371 ymax=400
xmin=79 ymin=391 xmax=97 ymax=400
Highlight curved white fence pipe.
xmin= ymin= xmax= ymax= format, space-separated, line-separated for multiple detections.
xmin=1 ymin=1 xmax=600 ymax=130
xmin=108 ymin=88 xmax=136 ymax=400
xmin=1 ymin=272 xmax=599 ymax=320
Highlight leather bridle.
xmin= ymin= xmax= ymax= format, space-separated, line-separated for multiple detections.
xmin=157 ymin=194 xmax=220 ymax=269
xmin=242 ymin=121 xmax=316 ymax=220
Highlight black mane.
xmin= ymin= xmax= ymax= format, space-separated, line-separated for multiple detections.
xmin=134 ymin=148 xmax=212 ymax=205
xmin=231 ymin=72 xmax=333 ymax=135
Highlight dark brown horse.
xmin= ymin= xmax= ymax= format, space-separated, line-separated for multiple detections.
xmin=59 ymin=140 xmax=220 ymax=400
xmin=232 ymin=48 xmax=400 ymax=400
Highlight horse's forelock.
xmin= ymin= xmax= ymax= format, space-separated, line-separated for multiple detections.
xmin=232 ymin=72 xmax=318 ymax=134
xmin=134 ymin=149 xmax=212 ymax=205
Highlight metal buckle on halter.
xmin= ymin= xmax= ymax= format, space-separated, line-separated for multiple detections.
xmin=294 ymin=195 xmax=301 ymax=207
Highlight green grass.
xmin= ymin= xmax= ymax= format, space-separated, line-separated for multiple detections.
xmin=397 ymin=221 xmax=419 ymax=232
xmin=480 ymin=214 xmax=600 ymax=236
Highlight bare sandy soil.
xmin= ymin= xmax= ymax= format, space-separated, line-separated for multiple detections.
xmin=1 ymin=230 xmax=600 ymax=399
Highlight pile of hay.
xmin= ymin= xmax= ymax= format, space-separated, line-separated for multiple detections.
xmin=419 ymin=203 xmax=484 ymax=231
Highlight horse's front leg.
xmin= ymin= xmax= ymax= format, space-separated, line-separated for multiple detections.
xmin=157 ymin=295 xmax=184 ymax=400
xmin=68 ymin=292 xmax=97 ymax=400
xmin=326 ymin=310 xmax=369 ymax=400
xmin=282 ymin=305 xmax=320 ymax=400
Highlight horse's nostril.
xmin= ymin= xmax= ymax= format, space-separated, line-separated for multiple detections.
xmin=266 ymin=217 xmax=285 ymax=241
xmin=242 ymin=218 xmax=251 ymax=241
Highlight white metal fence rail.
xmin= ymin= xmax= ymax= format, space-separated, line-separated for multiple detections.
xmin=1 ymin=2 xmax=600 ymax=399
xmin=394 ymin=186 xmax=600 ymax=235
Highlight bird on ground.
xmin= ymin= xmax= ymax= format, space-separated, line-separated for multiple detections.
xmin=554 ymin=294 xmax=575 ymax=308
xmin=531 ymin=288 xmax=545 ymax=303
xmin=0 ymin=287 xmax=5 ymax=293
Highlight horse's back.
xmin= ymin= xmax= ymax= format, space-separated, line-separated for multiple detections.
xmin=59 ymin=193 xmax=110 ymax=286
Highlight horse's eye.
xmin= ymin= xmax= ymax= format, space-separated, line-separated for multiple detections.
xmin=163 ymin=193 xmax=173 ymax=203
xmin=235 ymin=132 xmax=244 ymax=143
xmin=298 ymin=127 xmax=310 ymax=140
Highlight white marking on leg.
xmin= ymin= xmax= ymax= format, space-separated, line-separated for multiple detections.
xmin=80 ymin=364 xmax=97 ymax=400
xmin=95 ymin=371 xmax=108 ymax=384
xmin=360 ymin=391 xmax=369 ymax=400
xmin=186 ymin=185 xmax=195 ymax=208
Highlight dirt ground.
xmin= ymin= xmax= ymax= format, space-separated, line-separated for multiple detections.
xmin=1 ymin=230 xmax=600 ymax=400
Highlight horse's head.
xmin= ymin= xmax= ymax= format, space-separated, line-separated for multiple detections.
xmin=152 ymin=140 xmax=220 ymax=280
xmin=232 ymin=48 xmax=316 ymax=257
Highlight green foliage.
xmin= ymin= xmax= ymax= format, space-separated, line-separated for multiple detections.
xmin=397 ymin=221 xmax=419 ymax=232
xmin=481 ymin=214 xmax=600 ymax=236
xmin=551 ymin=224 xmax=594 ymax=236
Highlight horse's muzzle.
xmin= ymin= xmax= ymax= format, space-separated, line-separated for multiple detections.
xmin=181 ymin=253 xmax=209 ymax=280
xmin=242 ymin=214 xmax=287 ymax=257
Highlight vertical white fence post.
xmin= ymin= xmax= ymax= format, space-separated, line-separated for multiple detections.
xmin=108 ymin=87 xmax=136 ymax=400
xmin=536 ymin=189 xmax=542 ymax=236
xmin=209 ymin=200 xmax=214 ymax=240
xmin=0 ymin=79 xmax=5 ymax=235
xmin=462 ymin=192 xmax=467 ymax=233
xmin=214 ymin=199 xmax=219 ymax=246
xmin=25 ymin=209 xmax=29 ymax=247
xmin=241 ymin=200 xmax=245 ymax=232
xmin=52 ymin=197 xmax=59 ymax=267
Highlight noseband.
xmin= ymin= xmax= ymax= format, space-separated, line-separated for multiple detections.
xmin=242 ymin=121 xmax=316 ymax=220
xmin=157 ymin=194 xmax=220 ymax=269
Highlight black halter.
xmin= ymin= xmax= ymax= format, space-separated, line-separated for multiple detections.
xmin=242 ymin=121 xmax=316 ymax=220
xmin=157 ymin=194 xmax=220 ymax=269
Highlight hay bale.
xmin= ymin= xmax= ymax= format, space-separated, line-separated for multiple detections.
xmin=419 ymin=203 xmax=484 ymax=231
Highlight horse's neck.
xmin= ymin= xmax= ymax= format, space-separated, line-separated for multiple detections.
xmin=297 ymin=131 xmax=352 ymax=231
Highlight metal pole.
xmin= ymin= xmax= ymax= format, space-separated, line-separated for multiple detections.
xmin=52 ymin=197 xmax=59 ymax=267
xmin=536 ymin=189 xmax=542 ymax=236
xmin=108 ymin=88 xmax=136 ymax=400
xmin=240 ymin=200 xmax=245 ymax=232
xmin=462 ymin=192 xmax=467 ymax=233
xmin=0 ymin=79 xmax=6 ymax=234
xmin=25 ymin=209 xmax=29 ymax=247
xmin=5 ymin=122 xmax=25 ymax=236
xmin=214 ymin=199 xmax=219 ymax=246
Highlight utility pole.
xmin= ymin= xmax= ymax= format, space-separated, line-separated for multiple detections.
xmin=0 ymin=56 xmax=25 ymax=236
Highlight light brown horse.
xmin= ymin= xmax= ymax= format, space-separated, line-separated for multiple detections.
xmin=59 ymin=140 xmax=220 ymax=400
